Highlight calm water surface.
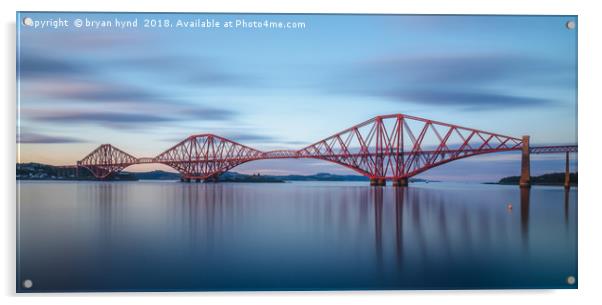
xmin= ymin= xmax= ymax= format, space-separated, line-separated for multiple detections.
xmin=17 ymin=181 xmax=577 ymax=291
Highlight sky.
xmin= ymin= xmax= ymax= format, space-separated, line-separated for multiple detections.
xmin=16 ymin=13 xmax=578 ymax=181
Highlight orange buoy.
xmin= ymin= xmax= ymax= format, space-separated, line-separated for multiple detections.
xmin=507 ymin=203 xmax=513 ymax=210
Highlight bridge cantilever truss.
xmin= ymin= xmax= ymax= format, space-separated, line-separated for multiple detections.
xmin=77 ymin=144 xmax=138 ymax=179
xmin=296 ymin=114 xmax=524 ymax=182
xmin=69 ymin=113 xmax=577 ymax=185
xmin=154 ymin=134 xmax=264 ymax=180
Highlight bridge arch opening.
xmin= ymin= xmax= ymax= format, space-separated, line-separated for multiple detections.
xmin=121 ymin=163 xmax=179 ymax=174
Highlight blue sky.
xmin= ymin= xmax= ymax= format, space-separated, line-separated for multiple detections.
xmin=17 ymin=13 xmax=577 ymax=181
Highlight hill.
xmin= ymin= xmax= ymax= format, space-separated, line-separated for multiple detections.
xmin=496 ymin=172 xmax=577 ymax=186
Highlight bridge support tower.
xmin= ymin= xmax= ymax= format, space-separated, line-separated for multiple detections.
xmin=370 ymin=177 xmax=386 ymax=186
xmin=519 ymin=135 xmax=531 ymax=188
xmin=392 ymin=177 xmax=408 ymax=187
xmin=203 ymin=175 xmax=219 ymax=183
xmin=564 ymin=151 xmax=571 ymax=189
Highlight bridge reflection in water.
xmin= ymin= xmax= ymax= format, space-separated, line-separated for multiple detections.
xmin=17 ymin=181 xmax=578 ymax=291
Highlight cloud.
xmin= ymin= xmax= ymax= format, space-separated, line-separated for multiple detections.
xmin=185 ymin=68 xmax=259 ymax=87
xmin=281 ymin=140 xmax=310 ymax=145
xmin=59 ymin=84 xmax=160 ymax=103
xmin=181 ymin=107 xmax=237 ymax=121
xmin=385 ymin=89 xmax=554 ymax=111
xmin=225 ymin=133 xmax=276 ymax=143
xmin=19 ymin=65 xmax=240 ymax=130
xmin=23 ymin=105 xmax=238 ymax=130
xmin=18 ymin=51 xmax=88 ymax=79
xmin=19 ymin=31 xmax=256 ymax=88
xmin=21 ymin=75 xmax=165 ymax=105
xmin=29 ymin=111 xmax=173 ymax=124
xmin=324 ymin=52 xmax=572 ymax=110
xmin=91 ymin=54 xmax=258 ymax=88
xmin=17 ymin=132 xmax=85 ymax=144
xmin=18 ymin=53 xmax=168 ymax=107
xmin=360 ymin=53 xmax=568 ymax=85
xmin=19 ymin=51 xmax=255 ymax=108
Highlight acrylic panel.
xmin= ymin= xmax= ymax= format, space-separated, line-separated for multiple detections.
xmin=16 ymin=12 xmax=577 ymax=292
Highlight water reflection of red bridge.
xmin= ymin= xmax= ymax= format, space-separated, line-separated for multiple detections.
xmin=58 ymin=114 xmax=577 ymax=187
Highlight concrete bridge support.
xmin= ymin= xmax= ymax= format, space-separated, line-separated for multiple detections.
xmin=203 ymin=176 xmax=219 ymax=183
xmin=519 ymin=135 xmax=531 ymax=188
xmin=564 ymin=151 xmax=571 ymax=189
xmin=370 ymin=177 xmax=386 ymax=186
xmin=392 ymin=177 xmax=409 ymax=187
xmin=76 ymin=161 xmax=81 ymax=178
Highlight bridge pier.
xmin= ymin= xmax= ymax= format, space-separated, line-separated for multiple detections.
xmin=519 ymin=135 xmax=531 ymax=188
xmin=564 ymin=151 xmax=571 ymax=189
xmin=204 ymin=176 xmax=218 ymax=183
xmin=180 ymin=177 xmax=191 ymax=183
xmin=392 ymin=177 xmax=408 ymax=187
xmin=370 ymin=178 xmax=386 ymax=186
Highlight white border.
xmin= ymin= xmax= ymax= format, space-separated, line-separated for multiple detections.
xmin=3 ymin=1 xmax=600 ymax=304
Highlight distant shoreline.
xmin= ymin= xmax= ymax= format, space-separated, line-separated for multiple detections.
xmin=17 ymin=162 xmax=433 ymax=183
xmin=485 ymin=172 xmax=577 ymax=186
xmin=19 ymin=162 xmax=575 ymax=185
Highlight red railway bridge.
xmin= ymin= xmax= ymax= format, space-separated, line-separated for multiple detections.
xmin=62 ymin=114 xmax=577 ymax=187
